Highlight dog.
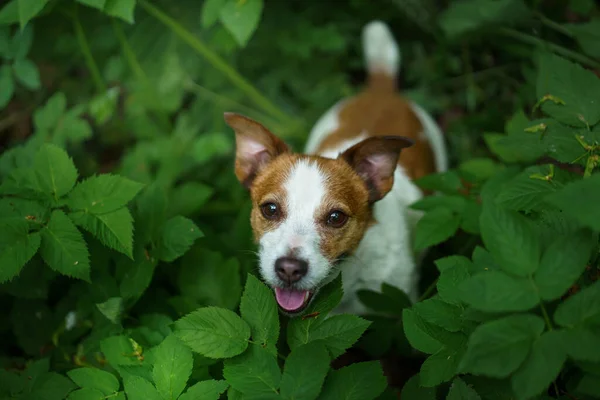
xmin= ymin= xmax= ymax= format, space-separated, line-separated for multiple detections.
xmin=224 ymin=21 xmax=447 ymax=315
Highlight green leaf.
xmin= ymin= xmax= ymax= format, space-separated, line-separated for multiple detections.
xmin=410 ymin=195 xmax=467 ymax=213
xmin=566 ymin=19 xmax=600 ymax=58
xmin=562 ymin=327 xmax=600 ymax=362
xmin=96 ymin=297 xmax=123 ymax=324
xmin=357 ymin=286 xmax=411 ymax=316
xmin=158 ymin=216 xmax=203 ymax=262
xmin=576 ymin=373 xmax=600 ymax=397
xmin=100 ymin=336 xmax=142 ymax=366
xmin=67 ymin=368 xmax=119 ymax=395
xmin=174 ymin=307 xmax=250 ymax=358
xmin=0 ymin=65 xmax=14 ymax=108
xmin=66 ymin=174 xmax=144 ymax=214
xmin=33 ymin=144 xmax=79 ymax=200
xmin=401 ymin=375 xmax=436 ymax=400
xmin=415 ymin=171 xmax=462 ymax=194
xmin=67 ymin=388 xmax=106 ymax=400
xmin=545 ymin=174 xmax=600 ymax=231
xmin=439 ymin=0 xmax=529 ymax=38
xmin=201 ymin=0 xmax=227 ymax=28
xmin=0 ymin=219 xmax=40 ymax=283
xmin=414 ymin=297 xmax=463 ymax=332
xmin=69 ymin=208 xmax=135 ymax=258
xmin=13 ymin=58 xmax=40 ymax=90
xmin=0 ymin=1 xmax=19 ymax=26
xmin=414 ymin=208 xmax=461 ymax=250
xmin=496 ymin=172 xmax=562 ymax=211
xmin=40 ymin=210 xmax=90 ymax=281
xmin=479 ymin=203 xmax=541 ymax=276
xmin=534 ymin=230 xmax=595 ymax=300
xmin=319 ymin=361 xmax=386 ymax=400
xmin=33 ymin=92 xmax=66 ymax=130
xmin=280 ymin=343 xmax=330 ymax=400
xmin=123 ymin=375 xmax=161 ymax=400
xmin=219 ymin=0 xmax=263 ymax=46
xmin=537 ymin=52 xmax=600 ymax=127
xmin=510 ymin=330 xmax=567 ymax=400
xmin=402 ymin=308 xmax=444 ymax=354
xmin=28 ymin=372 xmax=77 ymax=400
xmin=288 ymin=314 xmax=370 ymax=358
xmin=179 ymin=380 xmax=229 ymax=400
xmin=436 ymin=256 xmax=471 ymax=305
xmin=446 ymin=378 xmax=481 ymax=400
xmin=223 ymin=345 xmax=281 ymax=398
xmin=17 ymin=0 xmax=48 ymax=28
xmin=169 ymin=182 xmax=213 ymax=217
xmin=76 ymin=0 xmax=107 ymax=11
xmin=118 ymin=245 xmax=157 ymax=300
xmin=420 ymin=344 xmax=466 ymax=387
xmin=459 ymin=314 xmax=545 ymax=378
xmin=459 ymin=271 xmax=539 ymax=312
xmin=554 ymin=280 xmax=600 ymax=327
xmin=153 ymin=335 xmax=193 ymax=400
xmin=239 ymin=274 xmax=279 ymax=352
xmin=104 ymin=0 xmax=136 ymax=23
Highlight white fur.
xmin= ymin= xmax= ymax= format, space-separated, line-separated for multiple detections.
xmin=258 ymin=160 xmax=331 ymax=290
xmin=362 ymin=21 xmax=400 ymax=77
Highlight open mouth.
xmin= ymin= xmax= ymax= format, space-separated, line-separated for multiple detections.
xmin=274 ymin=287 xmax=313 ymax=314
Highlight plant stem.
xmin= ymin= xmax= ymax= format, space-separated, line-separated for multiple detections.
xmin=138 ymin=0 xmax=296 ymax=126
xmin=539 ymin=302 xmax=553 ymax=331
xmin=535 ymin=12 xmax=574 ymax=37
xmin=72 ymin=11 xmax=106 ymax=93
xmin=496 ymin=27 xmax=600 ymax=70
xmin=418 ymin=278 xmax=438 ymax=302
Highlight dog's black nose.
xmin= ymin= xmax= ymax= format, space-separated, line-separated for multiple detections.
xmin=275 ymin=257 xmax=308 ymax=284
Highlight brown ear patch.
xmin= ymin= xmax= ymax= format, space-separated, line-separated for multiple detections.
xmin=224 ymin=112 xmax=290 ymax=188
xmin=339 ymin=136 xmax=413 ymax=203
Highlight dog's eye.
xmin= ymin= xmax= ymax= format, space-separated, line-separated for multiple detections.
xmin=261 ymin=202 xmax=280 ymax=220
xmin=326 ymin=210 xmax=348 ymax=228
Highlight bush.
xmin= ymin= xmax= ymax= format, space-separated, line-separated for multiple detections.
xmin=1 ymin=0 xmax=600 ymax=399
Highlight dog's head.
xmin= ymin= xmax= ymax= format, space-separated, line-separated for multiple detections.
xmin=225 ymin=112 xmax=412 ymax=315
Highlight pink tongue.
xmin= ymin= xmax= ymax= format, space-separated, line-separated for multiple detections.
xmin=275 ymin=288 xmax=308 ymax=311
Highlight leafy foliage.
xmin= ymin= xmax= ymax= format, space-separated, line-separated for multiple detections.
xmin=2 ymin=0 xmax=600 ymax=398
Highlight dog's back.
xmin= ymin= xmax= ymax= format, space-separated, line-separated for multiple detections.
xmin=305 ymin=21 xmax=448 ymax=313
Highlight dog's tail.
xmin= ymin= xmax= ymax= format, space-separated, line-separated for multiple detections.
xmin=362 ymin=20 xmax=400 ymax=92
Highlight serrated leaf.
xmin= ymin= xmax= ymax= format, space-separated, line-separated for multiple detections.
xmin=67 ymin=368 xmax=119 ymax=395
xmin=223 ymin=345 xmax=281 ymax=398
xmin=402 ymin=308 xmax=464 ymax=354
xmin=319 ymin=361 xmax=386 ymax=400
xmin=123 ymin=375 xmax=161 ymax=400
xmin=100 ymin=336 xmax=141 ymax=366
xmin=545 ymin=174 xmax=600 ymax=231
xmin=414 ymin=297 xmax=463 ymax=332
xmin=179 ymin=380 xmax=229 ymax=400
xmin=414 ymin=208 xmax=461 ymax=250
xmin=279 ymin=342 xmax=329 ymax=400
xmin=436 ymin=257 xmax=471 ymax=305
xmin=459 ymin=270 xmax=539 ymax=312
xmin=0 ymin=219 xmax=40 ymax=283
xmin=537 ymin=52 xmax=600 ymax=127
xmin=420 ymin=344 xmax=466 ymax=387
xmin=201 ymin=0 xmax=227 ymax=28
xmin=158 ymin=216 xmax=203 ymax=262
xmin=76 ymin=0 xmax=107 ymax=10
xmin=153 ymin=335 xmax=193 ymax=400
xmin=118 ymin=246 xmax=157 ymax=300
xmin=17 ymin=0 xmax=48 ymax=28
xmin=0 ymin=64 xmax=14 ymax=108
xmin=479 ymin=203 xmax=541 ymax=276
xmin=446 ymin=378 xmax=481 ymax=400
xmin=13 ymin=58 xmax=40 ymax=89
xmin=496 ymin=173 xmax=562 ymax=211
xmin=288 ymin=314 xmax=370 ymax=358
xmin=40 ymin=210 xmax=90 ymax=281
xmin=534 ymin=230 xmax=595 ymax=300
xmin=33 ymin=144 xmax=78 ymax=200
xmin=66 ymin=174 xmax=144 ymax=214
xmin=96 ymin=297 xmax=123 ymax=324
xmin=459 ymin=314 xmax=544 ymax=378
xmin=104 ymin=0 xmax=136 ymax=23
xmin=70 ymin=208 xmax=134 ymax=258
xmin=28 ymin=372 xmax=76 ymax=400
xmin=554 ymin=280 xmax=600 ymax=327
xmin=239 ymin=274 xmax=279 ymax=352
xmin=510 ymin=330 xmax=566 ymax=400
xmin=174 ymin=307 xmax=250 ymax=358
xmin=219 ymin=0 xmax=263 ymax=46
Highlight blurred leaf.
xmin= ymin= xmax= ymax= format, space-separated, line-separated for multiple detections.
xmin=554 ymin=280 xmax=600 ymax=328
xmin=561 ymin=327 xmax=600 ymax=362
xmin=40 ymin=210 xmax=90 ymax=281
xmin=415 ymin=171 xmax=462 ymax=194
xmin=104 ymin=0 xmax=136 ymax=23
xmin=67 ymin=388 xmax=107 ymax=399
xmin=279 ymin=343 xmax=329 ymax=400
xmin=17 ymin=0 xmax=48 ymax=29
xmin=174 ymin=307 xmax=250 ymax=359
xmin=219 ymin=0 xmax=263 ymax=47
xmin=118 ymin=247 xmax=157 ymax=300
xmin=545 ymin=174 xmax=600 ymax=231
xmin=239 ymin=274 xmax=279 ymax=352
xmin=446 ymin=378 xmax=481 ymax=400
xmin=76 ymin=0 xmax=107 ymax=11
xmin=565 ymin=20 xmax=600 ymax=58
xmin=12 ymin=58 xmax=39 ymax=90
xmin=96 ymin=297 xmax=124 ymax=324
xmin=401 ymin=375 xmax=436 ymax=400
xmin=34 ymin=92 xmax=67 ymax=130
xmin=459 ymin=314 xmax=544 ymax=377
xmin=169 ymin=182 xmax=214 ymax=217
xmin=0 ymin=219 xmax=40 ymax=283
xmin=67 ymin=368 xmax=119 ymax=395
xmin=152 ymin=335 xmax=193 ymax=400
xmin=27 ymin=372 xmax=76 ymax=400
xmin=319 ymin=361 xmax=386 ymax=400
xmin=201 ymin=0 xmax=227 ymax=28
xmin=101 ymin=335 xmax=141 ymax=366
xmin=88 ymin=87 xmax=120 ymax=125
xmin=157 ymin=216 xmax=203 ymax=262
xmin=0 ymin=64 xmax=15 ymax=108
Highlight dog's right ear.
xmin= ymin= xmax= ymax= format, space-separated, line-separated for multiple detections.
xmin=224 ymin=112 xmax=290 ymax=189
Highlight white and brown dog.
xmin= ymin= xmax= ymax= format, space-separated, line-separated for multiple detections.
xmin=225 ymin=21 xmax=447 ymax=315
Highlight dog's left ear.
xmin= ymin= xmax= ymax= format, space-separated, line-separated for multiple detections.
xmin=224 ymin=112 xmax=290 ymax=189
xmin=340 ymin=136 xmax=414 ymax=203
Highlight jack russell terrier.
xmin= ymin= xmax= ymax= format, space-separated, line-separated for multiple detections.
xmin=225 ymin=20 xmax=448 ymax=316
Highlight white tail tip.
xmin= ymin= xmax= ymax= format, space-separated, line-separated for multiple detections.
xmin=362 ymin=20 xmax=400 ymax=77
